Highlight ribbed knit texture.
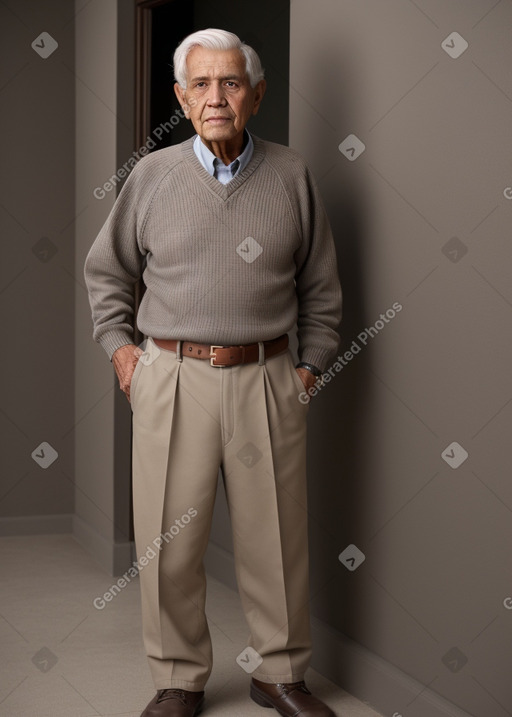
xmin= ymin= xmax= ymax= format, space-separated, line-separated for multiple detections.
xmin=84 ymin=135 xmax=342 ymax=370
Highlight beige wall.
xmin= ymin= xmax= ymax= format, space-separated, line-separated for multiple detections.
xmin=0 ymin=0 xmax=132 ymax=571
xmin=0 ymin=0 xmax=75 ymax=534
xmin=288 ymin=1 xmax=512 ymax=716
xmin=74 ymin=0 xmax=134 ymax=573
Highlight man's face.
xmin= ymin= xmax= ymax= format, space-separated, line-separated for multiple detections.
xmin=174 ymin=46 xmax=265 ymax=146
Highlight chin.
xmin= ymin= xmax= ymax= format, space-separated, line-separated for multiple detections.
xmin=205 ymin=130 xmax=236 ymax=142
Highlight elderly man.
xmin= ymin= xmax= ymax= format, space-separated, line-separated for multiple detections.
xmin=85 ymin=28 xmax=341 ymax=717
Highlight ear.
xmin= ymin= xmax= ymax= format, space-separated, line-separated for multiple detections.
xmin=251 ymin=79 xmax=266 ymax=116
xmin=174 ymin=82 xmax=190 ymax=117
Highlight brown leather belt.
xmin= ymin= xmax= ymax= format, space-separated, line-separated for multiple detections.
xmin=152 ymin=334 xmax=289 ymax=367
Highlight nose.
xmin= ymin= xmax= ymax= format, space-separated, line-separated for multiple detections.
xmin=207 ymin=81 xmax=227 ymax=106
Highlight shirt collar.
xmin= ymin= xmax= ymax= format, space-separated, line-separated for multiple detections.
xmin=193 ymin=130 xmax=254 ymax=178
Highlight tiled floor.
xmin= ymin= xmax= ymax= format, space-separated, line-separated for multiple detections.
xmin=0 ymin=534 xmax=383 ymax=716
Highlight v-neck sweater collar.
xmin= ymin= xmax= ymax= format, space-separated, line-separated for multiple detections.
xmin=181 ymin=134 xmax=267 ymax=200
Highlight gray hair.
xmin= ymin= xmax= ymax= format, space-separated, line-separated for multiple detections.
xmin=173 ymin=28 xmax=265 ymax=89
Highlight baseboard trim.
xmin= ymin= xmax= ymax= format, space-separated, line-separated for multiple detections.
xmin=204 ymin=539 xmax=472 ymax=717
xmin=309 ymin=617 xmax=474 ymax=717
xmin=72 ymin=514 xmax=134 ymax=576
xmin=0 ymin=513 xmax=73 ymax=536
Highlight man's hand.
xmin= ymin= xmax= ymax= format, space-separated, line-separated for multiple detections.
xmin=112 ymin=344 xmax=143 ymax=402
xmin=295 ymin=367 xmax=318 ymax=395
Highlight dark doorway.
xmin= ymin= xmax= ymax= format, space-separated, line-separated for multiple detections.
xmin=135 ymin=0 xmax=290 ymax=151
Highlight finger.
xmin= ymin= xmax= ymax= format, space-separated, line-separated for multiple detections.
xmin=120 ymin=382 xmax=131 ymax=402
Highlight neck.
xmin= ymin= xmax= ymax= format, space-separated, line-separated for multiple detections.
xmin=201 ymin=130 xmax=247 ymax=165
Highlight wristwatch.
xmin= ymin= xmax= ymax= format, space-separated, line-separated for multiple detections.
xmin=296 ymin=361 xmax=322 ymax=377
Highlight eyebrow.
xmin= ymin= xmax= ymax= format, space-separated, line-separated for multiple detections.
xmin=189 ymin=74 xmax=244 ymax=83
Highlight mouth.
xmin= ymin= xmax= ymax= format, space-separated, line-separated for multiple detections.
xmin=205 ymin=117 xmax=231 ymax=123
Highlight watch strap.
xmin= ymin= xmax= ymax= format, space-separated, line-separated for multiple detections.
xmin=296 ymin=361 xmax=322 ymax=377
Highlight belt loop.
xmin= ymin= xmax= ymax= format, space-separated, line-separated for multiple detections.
xmin=176 ymin=340 xmax=183 ymax=362
xmin=258 ymin=341 xmax=265 ymax=366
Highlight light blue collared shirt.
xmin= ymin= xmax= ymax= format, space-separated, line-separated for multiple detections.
xmin=193 ymin=131 xmax=254 ymax=184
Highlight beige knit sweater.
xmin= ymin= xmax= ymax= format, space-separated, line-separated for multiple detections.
xmin=84 ymin=135 xmax=342 ymax=370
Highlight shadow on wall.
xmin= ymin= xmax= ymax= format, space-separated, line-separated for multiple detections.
xmin=301 ymin=41 xmax=377 ymax=673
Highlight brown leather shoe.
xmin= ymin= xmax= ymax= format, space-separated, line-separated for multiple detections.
xmin=250 ymin=678 xmax=336 ymax=716
xmin=141 ymin=688 xmax=205 ymax=716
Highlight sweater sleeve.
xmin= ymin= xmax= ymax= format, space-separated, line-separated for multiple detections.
xmin=293 ymin=166 xmax=342 ymax=371
xmin=84 ymin=162 xmax=150 ymax=360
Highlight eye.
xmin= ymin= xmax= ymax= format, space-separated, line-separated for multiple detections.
xmin=225 ymin=81 xmax=238 ymax=88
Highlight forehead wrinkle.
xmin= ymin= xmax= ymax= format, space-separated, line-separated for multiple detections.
xmin=185 ymin=48 xmax=247 ymax=81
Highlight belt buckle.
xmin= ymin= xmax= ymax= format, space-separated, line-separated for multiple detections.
xmin=210 ymin=345 xmax=227 ymax=367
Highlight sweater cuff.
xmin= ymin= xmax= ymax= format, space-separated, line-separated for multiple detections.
xmin=98 ymin=330 xmax=136 ymax=361
xmin=299 ymin=346 xmax=333 ymax=374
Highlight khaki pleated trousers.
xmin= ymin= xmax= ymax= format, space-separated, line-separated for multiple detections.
xmin=131 ymin=337 xmax=312 ymax=690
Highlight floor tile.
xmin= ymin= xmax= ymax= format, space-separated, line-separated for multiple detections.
xmin=0 ymin=534 xmax=383 ymax=716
